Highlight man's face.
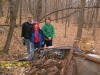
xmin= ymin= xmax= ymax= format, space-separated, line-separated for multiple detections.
xmin=28 ymin=17 xmax=32 ymax=22
xmin=46 ymin=19 xmax=51 ymax=24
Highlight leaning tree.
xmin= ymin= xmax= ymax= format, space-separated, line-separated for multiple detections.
xmin=3 ymin=0 xmax=20 ymax=53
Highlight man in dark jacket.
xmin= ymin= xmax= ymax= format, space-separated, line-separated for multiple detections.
xmin=21 ymin=16 xmax=34 ymax=54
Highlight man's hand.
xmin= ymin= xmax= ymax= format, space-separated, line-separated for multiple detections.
xmin=48 ymin=37 xmax=51 ymax=40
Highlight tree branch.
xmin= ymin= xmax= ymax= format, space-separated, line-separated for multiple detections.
xmin=39 ymin=6 xmax=100 ymax=22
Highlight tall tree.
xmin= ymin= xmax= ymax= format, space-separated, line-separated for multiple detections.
xmin=93 ymin=0 xmax=100 ymax=40
xmin=55 ymin=0 xmax=59 ymax=23
xmin=5 ymin=5 xmax=10 ymax=24
xmin=0 ymin=0 xmax=3 ymax=17
xmin=36 ymin=0 xmax=42 ymax=21
xmin=76 ymin=0 xmax=85 ymax=40
xmin=19 ymin=0 xmax=22 ymax=26
xmin=3 ymin=0 xmax=20 ymax=53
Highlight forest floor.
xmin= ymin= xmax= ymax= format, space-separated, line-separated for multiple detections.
xmin=0 ymin=17 xmax=100 ymax=60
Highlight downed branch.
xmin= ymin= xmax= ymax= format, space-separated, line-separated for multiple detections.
xmin=63 ymin=49 xmax=74 ymax=75
xmin=1 ymin=46 xmax=100 ymax=75
xmin=74 ymin=52 xmax=100 ymax=64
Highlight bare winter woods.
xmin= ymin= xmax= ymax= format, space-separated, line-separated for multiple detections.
xmin=0 ymin=0 xmax=100 ymax=75
xmin=0 ymin=0 xmax=100 ymax=53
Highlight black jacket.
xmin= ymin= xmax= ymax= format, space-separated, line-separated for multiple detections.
xmin=21 ymin=22 xmax=33 ymax=39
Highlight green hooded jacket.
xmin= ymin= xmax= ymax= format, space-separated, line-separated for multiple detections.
xmin=42 ymin=24 xmax=55 ymax=39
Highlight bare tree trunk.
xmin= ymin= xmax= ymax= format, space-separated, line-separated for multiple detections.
xmin=76 ymin=0 xmax=85 ymax=40
xmin=36 ymin=0 xmax=42 ymax=22
xmin=28 ymin=0 xmax=34 ymax=18
xmin=45 ymin=0 xmax=47 ymax=16
xmin=19 ymin=0 xmax=22 ymax=26
xmin=55 ymin=0 xmax=59 ymax=23
xmin=93 ymin=0 xmax=100 ymax=40
xmin=0 ymin=1 xmax=3 ymax=17
xmin=88 ymin=1 xmax=95 ymax=29
xmin=5 ymin=6 xmax=10 ymax=24
xmin=28 ymin=0 xmax=32 ymax=14
xmin=65 ymin=0 xmax=68 ymax=38
xmin=24 ymin=0 xmax=29 ymax=19
xmin=61 ymin=0 xmax=65 ymax=23
xmin=3 ymin=0 xmax=20 ymax=53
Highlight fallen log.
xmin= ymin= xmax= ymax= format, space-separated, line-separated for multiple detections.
xmin=18 ymin=46 xmax=100 ymax=65
xmin=74 ymin=52 xmax=100 ymax=64
xmin=1 ymin=46 xmax=100 ymax=75
xmin=63 ymin=49 xmax=74 ymax=75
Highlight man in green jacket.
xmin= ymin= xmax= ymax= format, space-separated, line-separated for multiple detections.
xmin=42 ymin=17 xmax=55 ymax=47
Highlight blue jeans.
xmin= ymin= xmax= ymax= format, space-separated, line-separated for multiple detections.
xmin=26 ymin=39 xmax=34 ymax=54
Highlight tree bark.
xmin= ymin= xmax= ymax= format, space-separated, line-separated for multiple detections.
xmin=19 ymin=0 xmax=22 ymax=26
xmin=55 ymin=0 xmax=59 ymax=23
xmin=0 ymin=1 xmax=3 ymax=17
xmin=76 ymin=0 xmax=85 ymax=40
xmin=93 ymin=0 xmax=100 ymax=40
xmin=5 ymin=6 xmax=10 ymax=24
xmin=3 ymin=0 xmax=20 ymax=53
xmin=36 ymin=0 xmax=42 ymax=21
